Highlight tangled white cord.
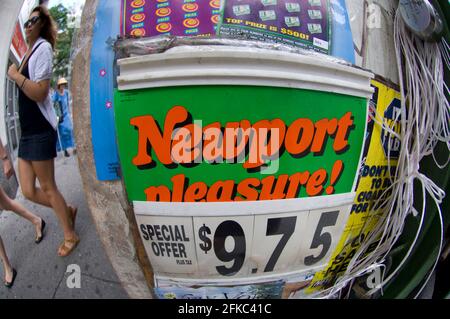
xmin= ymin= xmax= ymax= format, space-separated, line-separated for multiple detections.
xmin=311 ymin=8 xmax=449 ymax=299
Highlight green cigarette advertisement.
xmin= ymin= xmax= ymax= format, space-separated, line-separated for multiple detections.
xmin=114 ymin=85 xmax=367 ymax=202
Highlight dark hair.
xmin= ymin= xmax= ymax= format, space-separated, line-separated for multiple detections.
xmin=31 ymin=5 xmax=57 ymax=50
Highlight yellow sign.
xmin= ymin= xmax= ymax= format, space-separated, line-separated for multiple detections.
xmin=306 ymin=79 xmax=401 ymax=293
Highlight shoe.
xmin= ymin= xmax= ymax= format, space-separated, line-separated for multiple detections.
xmin=58 ymin=237 xmax=80 ymax=257
xmin=35 ymin=219 xmax=46 ymax=244
xmin=4 ymin=268 xmax=17 ymax=288
xmin=64 ymin=150 xmax=70 ymax=157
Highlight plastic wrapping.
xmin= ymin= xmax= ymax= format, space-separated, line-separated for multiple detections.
xmin=113 ymin=35 xmax=353 ymax=67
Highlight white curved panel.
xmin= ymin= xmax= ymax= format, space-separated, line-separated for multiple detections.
xmin=0 ymin=0 xmax=24 ymax=144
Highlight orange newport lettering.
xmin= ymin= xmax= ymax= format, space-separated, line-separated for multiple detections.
xmin=184 ymin=181 xmax=208 ymax=202
xmin=333 ymin=112 xmax=354 ymax=153
xmin=131 ymin=106 xmax=355 ymax=170
xmin=203 ymin=122 xmax=223 ymax=163
xmin=206 ymin=180 xmax=235 ymax=202
xmin=145 ymin=185 xmax=171 ymax=201
xmin=285 ymin=171 xmax=310 ymax=198
xmin=284 ymin=118 xmax=315 ymax=156
xmin=311 ymin=118 xmax=338 ymax=154
xmin=171 ymin=123 xmax=203 ymax=164
xmin=235 ymin=178 xmax=260 ymax=201
xmin=130 ymin=106 xmax=189 ymax=166
xmin=259 ymin=175 xmax=290 ymax=200
xmin=243 ymin=119 xmax=286 ymax=169
xmin=306 ymin=168 xmax=327 ymax=196
xmin=223 ymin=120 xmax=253 ymax=162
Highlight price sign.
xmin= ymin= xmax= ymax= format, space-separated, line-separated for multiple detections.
xmin=251 ymin=212 xmax=309 ymax=274
xmin=297 ymin=205 xmax=352 ymax=268
xmin=193 ymin=216 xmax=254 ymax=277
xmin=135 ymin=215 xmax=197 ymax=274
xmin=135 ymin=203 xmax=352 ymax=278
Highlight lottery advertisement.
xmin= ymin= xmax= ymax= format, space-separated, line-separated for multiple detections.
xmin=120 ymin=0 xmax=355 ymax=61
xmin=218 ymin=0 xmax=332 ymax=54
xmin=121 ymin=0 xmax=221 ymax=38
xmin=113 ymin=83 xmax=369 ymax=290
xmin=305 ymin=79 xmax=401 ymax=293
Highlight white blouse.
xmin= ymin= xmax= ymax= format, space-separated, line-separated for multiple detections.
xmin=25 ymin=37 xmax=58 ymax=130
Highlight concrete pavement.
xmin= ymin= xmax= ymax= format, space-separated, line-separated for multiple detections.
xmin=0 ymin=153 xmax=129 ymax=299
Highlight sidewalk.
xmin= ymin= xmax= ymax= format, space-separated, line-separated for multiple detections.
xmin=0 ymin=153 xmax=129 ymax=299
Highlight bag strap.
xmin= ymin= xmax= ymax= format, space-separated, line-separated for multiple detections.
xmin=19 ymin=41 xmax=45 ymax=70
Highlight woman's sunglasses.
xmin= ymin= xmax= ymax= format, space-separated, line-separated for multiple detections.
xmin=24 ymin=16 xmax=40 ymax=29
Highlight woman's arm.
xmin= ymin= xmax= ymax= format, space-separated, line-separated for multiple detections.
xmin=8 ymin=64 xmax=50 ymax=103
xmin=0 ymin=140 xmax=9 ymax=160
xmin=0 ymin=139 xmax=13 ymax=179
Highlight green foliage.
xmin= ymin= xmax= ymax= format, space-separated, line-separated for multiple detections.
xmin=49 ymin=4 xmax=75 ymax=87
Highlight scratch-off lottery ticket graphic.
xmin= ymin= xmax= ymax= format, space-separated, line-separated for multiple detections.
xmin=122 ymin=0 xmax=220 ymax=37
xmin=219 ymin=0 xmax=331 ymax=54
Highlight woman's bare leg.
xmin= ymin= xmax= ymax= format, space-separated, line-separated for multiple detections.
xmin=18 ymin=159 xmax=51 ymax=208
xmin=0 ymin=187 xmax=43 ymax=239
xmin=0 ymin=235 xmax=13 ymax=283
xmin=31 ymin=159 xmax=78 ymax=254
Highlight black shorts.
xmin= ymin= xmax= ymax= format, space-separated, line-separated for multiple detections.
xmin=18 ymin=130 xmax=57 ymax=161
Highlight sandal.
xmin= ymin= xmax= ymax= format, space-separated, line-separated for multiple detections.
xmin=58 ymin=237 xmax=80 ymax=257
xmin=69 ymin=206 xmax=78 ymax=228
xmin=4 ymin=268 xmax=17 ymax=288
xmin=35 ymin=219 xmax=46 ymax=244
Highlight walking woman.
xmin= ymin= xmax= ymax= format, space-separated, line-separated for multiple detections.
xmin=7 ymin=6 xmax=79 ymax=257
xmin=53 ymin=77 xmax=76 ymax=157
xmin=0 ymin=140 xmax=46 ymax=288
xmin=0 ymin=235 xmax=16 ymax=288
